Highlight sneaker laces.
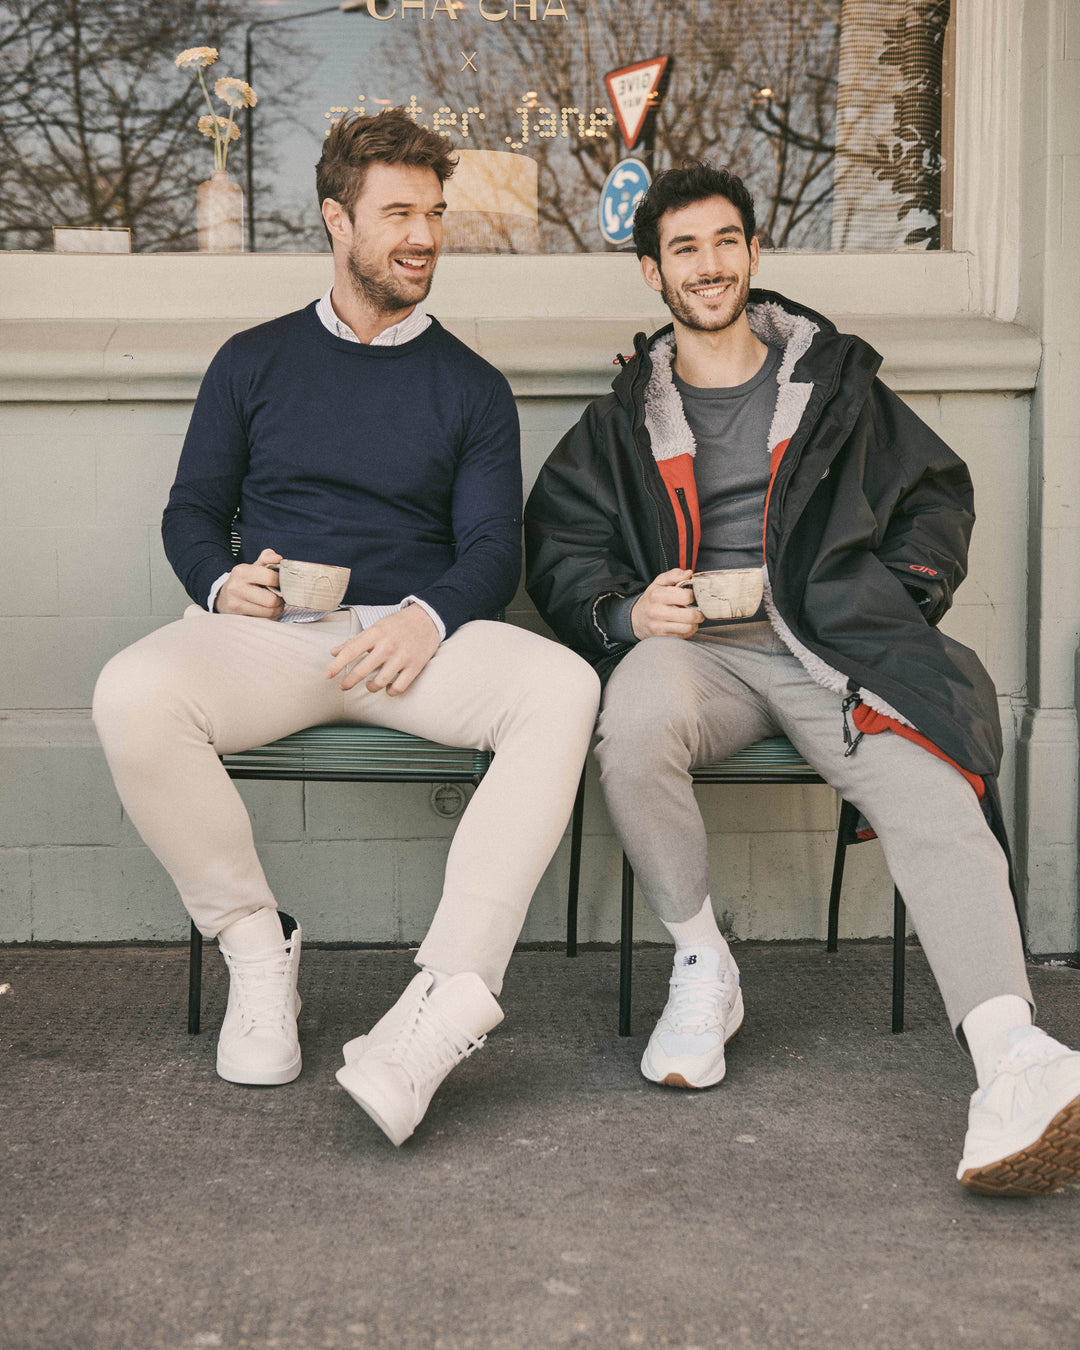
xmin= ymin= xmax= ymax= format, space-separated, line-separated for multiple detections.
xmin=665 ymin=967 xmax=736 ymax=1034
xmin=222 ymin=943 xmax=296 ymax=1032
xmin=388 ymin=995 xmax=486 ymax=1093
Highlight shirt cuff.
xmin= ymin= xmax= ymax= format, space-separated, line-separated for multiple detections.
xmin=403 ymin=595 xmax=446 ymax=642
xmin=207 ymin=572 xmax=231 ymax=613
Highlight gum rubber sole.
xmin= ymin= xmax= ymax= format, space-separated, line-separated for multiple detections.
xmin=958 ymin=1093 xmax=1080 ymax=1196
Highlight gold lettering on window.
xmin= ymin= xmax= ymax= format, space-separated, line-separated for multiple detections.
xmin=327 ymin=94 xmax=608 ymax=146
xmin=478 ymin=0 xmax=508 ymax=18
xmin=560 ymin=107 xmax=584 ymax=137
xmin=433 ymin=106 xmax=459 ymax=136
xmin=462 ymin=106 xmax=486 ymax=136
xmin=365 ymin=0 xmax=395 ymax=16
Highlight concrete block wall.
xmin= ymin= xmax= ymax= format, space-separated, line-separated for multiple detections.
xmin=0 ymin=375 xmax=1031 ymax=948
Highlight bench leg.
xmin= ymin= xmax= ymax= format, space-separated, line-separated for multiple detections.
xmin=892 ymin=888 xmax=906 ymax=1034
xmin=566 ymin=765 xmax=587 ymax=958
xmin=827 ymin=799 xmax=859 ymax=952
xmin=188 ymin=920 xmax=202 ymax=1035
xmin=619 ymin=854 xmax=635 ymax=1037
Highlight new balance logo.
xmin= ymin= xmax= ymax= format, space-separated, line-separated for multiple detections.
xmin=683 ymin=954 xmax=697 ymax=966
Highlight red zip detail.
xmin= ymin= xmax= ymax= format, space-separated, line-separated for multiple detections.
xmin=762 ymin=436 xmax=791 ymax=559
xmin=656 ymin=455 xmax=700 ymax=570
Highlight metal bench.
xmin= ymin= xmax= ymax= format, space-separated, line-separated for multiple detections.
xmin=188 ymin=729 xmax=903 ymax=1041
xmin=563 ymin=736 xmax=907 ymax=1037
xmin=186 ymin=724 xmax=494 ymax=1034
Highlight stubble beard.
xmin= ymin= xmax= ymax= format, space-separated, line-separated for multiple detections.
xmin=660 ymin=269 xmax=750 ymax=334
xmin=345 ymin=242 xmax=435 ymax=316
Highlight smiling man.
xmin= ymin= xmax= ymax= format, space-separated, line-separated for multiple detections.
xmin=92 ymin=110 xmax=599 ymax=1146
xmin=525 ymin=162 xmax=1080 ymax=1195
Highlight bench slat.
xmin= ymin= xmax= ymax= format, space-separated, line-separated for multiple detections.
xmin=690 ymin=736 xmax=823 ymax=784
xmin=221 ymin=724 xmax=491 ymax=782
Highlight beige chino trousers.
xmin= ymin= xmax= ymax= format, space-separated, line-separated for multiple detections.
xmin=93 ymin=607 xmax=600 ymax=994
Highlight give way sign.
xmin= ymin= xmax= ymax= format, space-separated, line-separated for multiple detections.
xmin=604 ymin=57 xmax=669 ymax=150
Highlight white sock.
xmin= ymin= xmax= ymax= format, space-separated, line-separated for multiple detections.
xmin=962 ymin=994 xmax=1034 ymax=1088
xmin=662 ymin=897 xmax=734 ymax=968
xmin=217 ymin=906 xmax=284 ymax=956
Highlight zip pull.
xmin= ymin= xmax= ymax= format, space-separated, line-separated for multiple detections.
xmin=841 ymin=684 xmax=864 ymax=758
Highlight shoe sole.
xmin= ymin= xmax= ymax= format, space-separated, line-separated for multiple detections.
xmin=216 ymin=1052 xmax=301 ymax=1086
xmin=335 ymin=1063 xmax=413 ymax=1147
xmin=958 ymin=1092 xmax=1080 ymax=1195
xmin=644 ymin=1002 xmax=745 ymax=1090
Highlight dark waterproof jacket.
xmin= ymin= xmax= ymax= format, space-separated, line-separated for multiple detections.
xmin=525 ymin=289 xmax=1012 ymax=862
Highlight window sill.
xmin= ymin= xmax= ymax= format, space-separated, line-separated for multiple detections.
xmin=0 ymin=251 xmax=1040 ymax=399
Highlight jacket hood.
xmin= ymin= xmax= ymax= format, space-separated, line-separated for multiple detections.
xmin=638 ymin=296 xmax=823 ymax=465
xmin=611 ymin=287 xmax=873 ymax=430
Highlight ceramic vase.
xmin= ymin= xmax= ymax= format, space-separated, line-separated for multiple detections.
xmin=197 ymin=169 xmax=244 ymax=253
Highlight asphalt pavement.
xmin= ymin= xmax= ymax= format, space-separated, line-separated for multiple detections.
xmin=3 ymin=941 xmax=1079 ymax=1350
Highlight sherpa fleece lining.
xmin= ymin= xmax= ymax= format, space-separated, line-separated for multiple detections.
xmin=640 ymin=305 xmax=914 ymax=729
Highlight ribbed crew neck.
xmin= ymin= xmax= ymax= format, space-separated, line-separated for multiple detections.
xmin=673 ymin=342 xmax=781 ymax=401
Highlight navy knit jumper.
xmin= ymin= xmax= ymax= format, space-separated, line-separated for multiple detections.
xmin=162 ymin=303 xmax=522 ymax=638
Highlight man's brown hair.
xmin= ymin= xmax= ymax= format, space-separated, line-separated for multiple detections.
xmin=315 ymin=108 xmax=457 ymax=226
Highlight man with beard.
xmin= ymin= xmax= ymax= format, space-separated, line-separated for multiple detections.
xmin=93 ymin=110 xmax=599 ymax=1146
xmin=524 ymin=162 xmax=1080 ymax=1194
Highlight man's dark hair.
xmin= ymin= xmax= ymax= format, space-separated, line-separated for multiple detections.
xmin=316 ymin=108 xmax=457 ymax=226
xmin=632 ymin=163 xmax=756 ymax=264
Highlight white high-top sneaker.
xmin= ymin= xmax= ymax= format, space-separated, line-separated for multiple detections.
xmin=336 ymin=970 xmax=503 ymax=1146
xmin=216 ymin=908 xmax=302 ymax=1086
xmin=641 ymin=944 xmax=743 ymax=1089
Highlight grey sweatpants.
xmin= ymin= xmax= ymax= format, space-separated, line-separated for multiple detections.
xmin=93 ymin=608 xmax=600 ymax=995
xmin=594 ymin=621 xmax=1032 ymax=1030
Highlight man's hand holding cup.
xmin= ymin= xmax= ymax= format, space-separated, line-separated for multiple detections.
xmin=630 ymin=567 xmax=704 ymax=640
xmin=214 ymin=548 xmax=285 ymax=619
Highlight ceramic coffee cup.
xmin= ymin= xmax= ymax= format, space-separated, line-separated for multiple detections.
xmin=691 ymin=567 xmax=765 ymax=621
xmin=268 ymin=560 xmax=351 ymax=611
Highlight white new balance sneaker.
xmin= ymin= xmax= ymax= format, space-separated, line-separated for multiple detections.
xmin=216 ymin=908 xmax=302 ymax=1087
xmin=957 ymin=1026 xmax=1080 ymax=1195
xmin=641 ymin=945 xmax=744 ymax=1089
xmin=336 ymin=970 xmax=503 ymax=1146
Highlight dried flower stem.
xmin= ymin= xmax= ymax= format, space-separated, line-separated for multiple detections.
xmin=195 ymin=69 xmax=228 ymax=171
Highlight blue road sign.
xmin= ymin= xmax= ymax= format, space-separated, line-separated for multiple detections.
xmin=598 ymin=157 xmax=652 ymax=246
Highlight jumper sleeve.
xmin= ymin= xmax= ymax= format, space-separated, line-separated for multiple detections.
xmin=525 ymin=405 xmax=646 ymax=659
xmin=162 ymin=341 xmax=250 ymax=609
xmin=411 ymin=372 xmax=522 ymax=637
xmin=871 ymin=385 xmax=974 ymax=627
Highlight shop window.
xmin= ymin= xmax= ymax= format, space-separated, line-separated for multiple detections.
xmin=0 ymin=0 xmax=953 ymax=254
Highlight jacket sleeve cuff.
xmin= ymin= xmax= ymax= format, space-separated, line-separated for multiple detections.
xmin=595 ymin=593 xmax=641 ymax=646
xmin=901 ymin=578 xmax=947 ymax=625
